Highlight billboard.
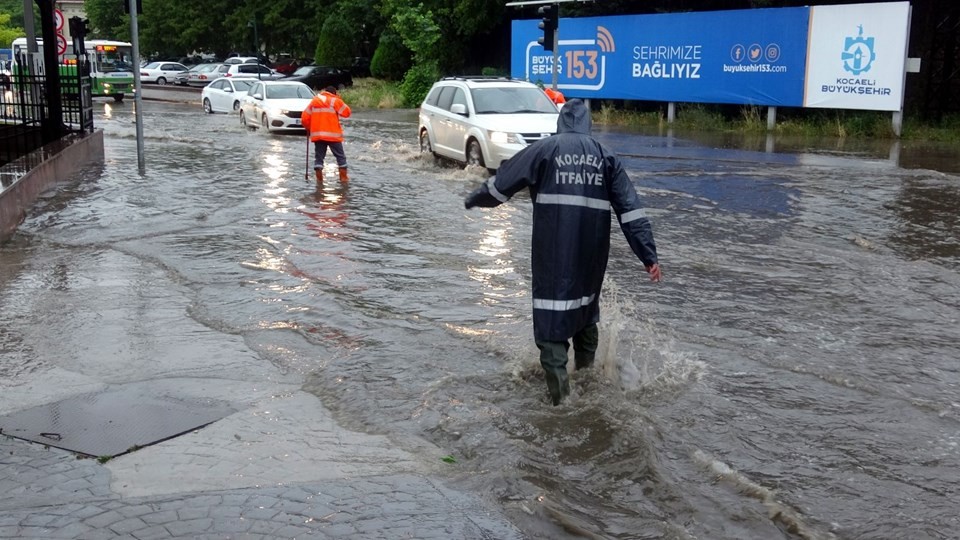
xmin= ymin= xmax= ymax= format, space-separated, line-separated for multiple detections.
xmin=512 ymin=8 xmax=809 ymax=106
xmin=511 ymin=2 xmax=912 ymax=112
xmin=803 ymin=2 xmax=911 ymax=111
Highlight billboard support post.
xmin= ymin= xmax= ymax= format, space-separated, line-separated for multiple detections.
xmin=892 ymin=4 xmax=913 ymax=137
xmin=767 ymin=107 xmax=777 ymax=131
xmin=667 ymin=102 xmax=675 ymax=124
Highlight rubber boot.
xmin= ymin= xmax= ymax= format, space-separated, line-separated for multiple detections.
xmin=544 ymin=369 xmax=570 ymax=406
xmin=573 ymin=324 xmax=599 ymax=370
xmin=314 ymin=168 xmax=323 ymax=185
xmin=537 ymin=340 xmax=570 ymax=406
xmin=574 ymin=351 xmax=595 ymax=371
xmin=338 ymin=167 xmax=349 ymax=183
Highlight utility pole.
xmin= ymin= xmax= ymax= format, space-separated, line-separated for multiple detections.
xmin=128 ymin=0 xmax=145 ymax=170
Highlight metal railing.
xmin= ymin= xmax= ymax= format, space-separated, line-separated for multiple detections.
xmin=0 ymin=54 xmax=94 ymax=169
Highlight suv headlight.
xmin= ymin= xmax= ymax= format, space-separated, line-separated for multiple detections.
xmin=489 ymin=131 xmax=519 ymax=144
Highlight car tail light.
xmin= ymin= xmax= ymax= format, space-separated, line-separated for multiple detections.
xmin=225 ymin=73 xmax=232 ymax=77
xmin=199 ymin=75 xmax=207 ymax=80
xmin=140 ymin=72 xmax=147 ymax=76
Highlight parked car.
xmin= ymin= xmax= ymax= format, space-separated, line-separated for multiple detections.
xmin=284 ymin=65 xmax=353 ymax=91
xmin=140 ymin=61 xmax=189 ymax=85
xmin=223 ymin=56 xmax=259 ymax=65
xmin=239 ymin=80 xmax=315 ymax=133
xmin=201 ymin=77 xmax=257 ymax=113
xmin=417 ymin=77 xmax=559 ymax=171
xmin=350 ymin=57 xmax=371 ymax=78
xmin=175 ymin=63 xmax=221 ymax=86
xmin=218 ymin=63 xmax=284 ymax=81
xmin=272 ymin=55 xmax=300 ymax=75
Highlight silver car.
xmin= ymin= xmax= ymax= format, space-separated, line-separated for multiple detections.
xmin=176 ymin=63 xmax=222 ymax=87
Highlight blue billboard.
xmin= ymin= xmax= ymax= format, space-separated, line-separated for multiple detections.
xmin=511 ymin=7 xmax=809 ymax=106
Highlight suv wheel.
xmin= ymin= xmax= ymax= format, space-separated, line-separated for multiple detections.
xmin=419 ymin=130 xmax=436 ymax=159
xmin=466 ymin=139 xmax=485 ymax=168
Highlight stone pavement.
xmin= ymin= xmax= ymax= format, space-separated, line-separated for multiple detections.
xmin=0 ymin=391 xmax=524 ymax=539
xmin=0 ymin=91 xmax=525 ymax=539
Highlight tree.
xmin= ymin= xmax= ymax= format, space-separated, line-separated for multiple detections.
xmin=0 ymin=12 xmax=23 ymax=48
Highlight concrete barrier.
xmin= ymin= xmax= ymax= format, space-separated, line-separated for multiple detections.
xmin=0 ymin=129 xmax=104 ymax=243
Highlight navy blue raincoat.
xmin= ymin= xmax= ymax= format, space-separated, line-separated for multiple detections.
xmin=465 ymin=99 xmax=658 ymax=342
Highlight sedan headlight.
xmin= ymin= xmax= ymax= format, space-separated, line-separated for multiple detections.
xmin=489 ymin=131 xmax=519 ymax=144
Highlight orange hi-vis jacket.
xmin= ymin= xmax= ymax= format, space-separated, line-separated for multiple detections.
xmin=544 ymin=87 xmax=566 ymax=105
xmin=301 ymin=91 xmax=351 ymax=143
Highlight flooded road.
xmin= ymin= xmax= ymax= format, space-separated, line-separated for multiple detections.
xmin=2 ymin=100 xmax=959 ymax=539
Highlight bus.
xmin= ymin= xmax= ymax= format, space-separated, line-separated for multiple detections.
xmin=11 ymin=38 xmax=135 ymax=101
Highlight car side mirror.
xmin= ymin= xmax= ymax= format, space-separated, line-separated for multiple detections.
xmin=224 ymin=88 xmax=233 ymax=93
xmin=450 ymin=103 xmax=468 ymax=116
xmin=252 ymin=93 xmax=263 ymax=100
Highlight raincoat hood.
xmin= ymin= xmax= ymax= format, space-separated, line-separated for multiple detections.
xmin=556 ymin=99 xmax=591 ymax=135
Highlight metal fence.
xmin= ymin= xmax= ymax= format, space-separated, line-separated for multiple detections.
xmin=0 ymin=54 xmax=94 ymax=169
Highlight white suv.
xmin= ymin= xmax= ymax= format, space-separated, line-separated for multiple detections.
xmin=216 ymin=63 xmax=285 ymax=81
xmin=418 ymin=77 xmax=559 ymax=171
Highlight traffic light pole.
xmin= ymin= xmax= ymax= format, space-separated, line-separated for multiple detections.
xmin=551 ymin=28 xmax=559 ymax=90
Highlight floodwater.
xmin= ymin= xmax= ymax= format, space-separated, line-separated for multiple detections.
xmin=2 ymin=100 xmax=959 ymax=539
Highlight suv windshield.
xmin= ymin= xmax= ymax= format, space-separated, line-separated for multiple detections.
xmin=266 ymin=84 xmax=313 ymax=99
xmin=471 ymin=87 xmax=557 ymax=114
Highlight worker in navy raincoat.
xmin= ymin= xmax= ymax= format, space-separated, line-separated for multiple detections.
xmin=464 ymin=99 xmax=661 ymax=405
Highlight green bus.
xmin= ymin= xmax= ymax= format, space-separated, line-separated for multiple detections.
xmin=11 ymin=38 xmax=135 ymax=101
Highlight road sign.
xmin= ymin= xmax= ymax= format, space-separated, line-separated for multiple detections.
xmin=55 ymin=9 xmax=64 ymax=31
xmin=57 ymin=33 xmax=67 ymax=55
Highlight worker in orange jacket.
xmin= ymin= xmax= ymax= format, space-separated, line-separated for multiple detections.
xmin=301 ymin=86 xmax=352 ymax=184
xmin=544 ymin=87 xmax=566 ymax=106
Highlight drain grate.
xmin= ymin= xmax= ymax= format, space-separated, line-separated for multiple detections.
xmin=0 ymin=385 xmax=235 ymax=457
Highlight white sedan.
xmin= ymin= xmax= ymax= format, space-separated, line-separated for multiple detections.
xmin=201 ymin=77 xmax=257 ymax=113
xmin=140 ymin=61 xmax=188 ymax=85
xmin=239 ymin=81 xmax=315 ymax=133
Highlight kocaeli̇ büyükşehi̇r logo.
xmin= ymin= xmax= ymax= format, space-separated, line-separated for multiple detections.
xmin=842 ymin=24 xmax=876 ymax=76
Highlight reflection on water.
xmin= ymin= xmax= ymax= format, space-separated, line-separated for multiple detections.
xmin=887 ymin=180 xmax=960 ymax=266
xmin=603 ymin=124 xmax=960 ymax=174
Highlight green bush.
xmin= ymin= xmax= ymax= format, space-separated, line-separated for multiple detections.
xmin=400 ymin=62 xmax=439 ymax=107
xmin=370 ymin=31 xmax=412 ymax=81
xmin=315 ymin=13 xmax=354 ymax=68
xmin=481 ymin=66 xmax=507 ymax=77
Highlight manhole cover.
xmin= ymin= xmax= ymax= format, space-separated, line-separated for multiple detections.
xmin=0 ymin=385 xmax=235 ymax=457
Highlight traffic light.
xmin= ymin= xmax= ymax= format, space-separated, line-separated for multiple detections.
xmin=68 ymin=17 xmax=89 ymax=39
xmin=69 ymin=17 xmax=90 ymax=55
xmin=537 ymin=4 xmax=558 ymax=52
xmin=123 ymin=0 xmax=143 ymax=15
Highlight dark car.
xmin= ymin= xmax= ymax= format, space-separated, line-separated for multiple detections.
xmin=350 ymin=57 xmax=370 ymax=78
xmin=284 ymin=65 xmax=353 ymax=91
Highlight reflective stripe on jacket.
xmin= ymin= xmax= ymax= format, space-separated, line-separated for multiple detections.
xmin=301 ymin=91 xmax=351 ymax=142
